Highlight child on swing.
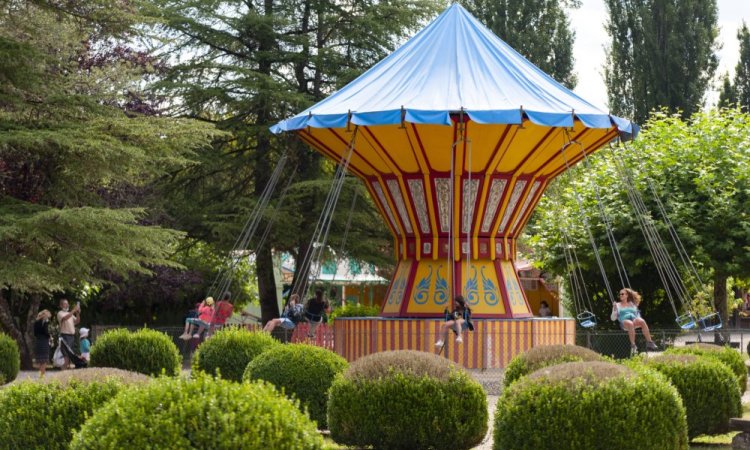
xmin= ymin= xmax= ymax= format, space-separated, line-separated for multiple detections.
xmin=435 ymin=295 xmax=473 ymax=347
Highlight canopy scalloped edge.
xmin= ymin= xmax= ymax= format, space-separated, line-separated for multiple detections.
xmin=270 ymin=109 xmax=639 ymax=140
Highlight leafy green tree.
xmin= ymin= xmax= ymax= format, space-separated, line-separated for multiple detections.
xmin=0 ymin=0 xmax=220 ymax=367
xmin=732 ymin=22 xmax=750 ymax=110
xmin=718 ymin=73 xmax=738 ymax=109
xmin=460 ymin=0 xmax=579 ymax=88
xmin=529 ymin=109 xmax=750 ymax=329
xmin=604 ymin=0 xmax=719 ymax=124
xmin=148 ymin=0 xmax=438 ymax=322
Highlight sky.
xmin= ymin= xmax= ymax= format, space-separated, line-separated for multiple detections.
xmin=569 ymin=0 xmax=750 ymax=110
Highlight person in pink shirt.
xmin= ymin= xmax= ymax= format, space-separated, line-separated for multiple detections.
xmin=179 ymin=297 xmax=215 ymax=340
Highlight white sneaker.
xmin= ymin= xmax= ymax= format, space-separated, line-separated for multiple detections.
xmin=179 ymin=333 xmax=191 ymax=341
xmin=456 ymin=336 xmax=463 ymax=344
xmin=435 ymin=340 xmax=444 ymax=348
xmin=192 ymin=334 xmax=200 ymax=339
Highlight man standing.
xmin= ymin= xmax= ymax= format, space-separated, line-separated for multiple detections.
xmin=57 ymin=299 xmax=80 ymax=369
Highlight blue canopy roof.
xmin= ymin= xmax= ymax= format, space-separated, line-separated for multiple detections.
xmin=271 ymin=3 xmax=636 ymax=136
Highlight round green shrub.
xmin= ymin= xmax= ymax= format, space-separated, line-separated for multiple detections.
xmin=70 ymin=375 xmax=327 ymax=450
xmin=0 ymin=333 xmax=20 ymax=384
xmin=193 ymin=327 xmax=280 ymax=382
xmin=328 ymin=350 xmax=487 ymax=450
xmin=503 ymin=344 xmax=605 ymax=387
xmin=642 ymin=354 xmax=741 ymax=439
xmin=39 ymin=367 xmax=151 ymax=386
xmin=90 ymin=328 xmax=181 ymax=376
xmin=243 ymin=343 xmax=348 ymax=428
xmin=0 ymin=378 xmax=129 ymax=449
xmin=666 ymin=343 xmax=747 ymax=392
xmin=494 ymin=361 xmax=688 ymax=450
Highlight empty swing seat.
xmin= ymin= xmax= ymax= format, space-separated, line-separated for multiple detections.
xmin=577 ymin=311 xmax=597 ymax=329
xmin=676 ymin=313 xmax=697 ymax=330
xmin=698 ymin=312 xmax=722 ymax=332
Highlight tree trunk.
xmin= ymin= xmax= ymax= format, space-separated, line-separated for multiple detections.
xmin=713 ymin=272 xmax=729 ymax=344
xmin=257 ymin=244 xmax=278 ymax=325
xmin=0 ymin=291 xmax=40 ymax=370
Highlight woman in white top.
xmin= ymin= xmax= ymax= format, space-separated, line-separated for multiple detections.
xmin=611 ymin=288 xmax=658 ymax=353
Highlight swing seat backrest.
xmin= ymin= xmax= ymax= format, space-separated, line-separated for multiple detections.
xmin=676 ymin=313 xmax=697 ymax=330
xmin=577 ymin=311 xmax=596 ymax=329
xmin=698 ymin=312 xmax=722 ymax=332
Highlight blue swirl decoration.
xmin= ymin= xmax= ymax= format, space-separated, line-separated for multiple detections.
xmin=413 ymin=266 xmax=432 ymax=305
xmin=464 ymin=267 xmax=479 ymax=305
xmin=434 ymin=265 xmax=449 ymax=305
xmin=388 ymin=273 xmax=405 ymax=305
xmin=481 ymin=267 xmax=499 ymax=306
xmin=505 ymin=278 xmax=523 ymax=306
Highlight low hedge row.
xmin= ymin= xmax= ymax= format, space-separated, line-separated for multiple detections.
xmin=70 ymin=375 xmax=327 ymax=449
xmin=494 ymin=361 xmax=688 ymax=450
xmin=0 ymin=333 xmax=20 ymax=384
xmin=89 ymin=328 xmax=181 ymax=376
xmin=328 ymin=351 xmax=487 ymax=450
xmin=192 ymin=327 xmax=280 ymax=382
xmin=243 ymin=343 xmax=347 ymax=428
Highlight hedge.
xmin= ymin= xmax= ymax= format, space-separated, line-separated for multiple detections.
xmin=503 ymin=344 xmax=605 ymax=387
xmin=70 ymin=375 xmax=327 ymax=450
xmin=328 ymin=350 xmax=487 ymax=450
xmin=666 ymin=343 xmax=747 ymax=392
xmin=0 ymin=333 xmax=20 ymax=384
xmin=89 ymin=328 xmax=181 ymax=376
xmin=192 ymin=327 xmax=280 ymax=382
xmin=641 ymin=354 xmax=741 ymax=439
xmin=494 ymin=361 xmax=688 ymax=450
xmin=0 ymin=378 xmax=130 ymax=449
xmin=243 ymin=343 xmax=347 ymax=428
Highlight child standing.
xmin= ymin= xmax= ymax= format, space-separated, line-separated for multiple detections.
xmin=79 ymin=327 xmax=91 ymax=362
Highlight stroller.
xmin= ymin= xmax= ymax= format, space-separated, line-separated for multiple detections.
xmin=53 ymin=337 xmax=88 ymax=369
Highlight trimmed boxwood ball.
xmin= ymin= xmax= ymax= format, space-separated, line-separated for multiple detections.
xmin=494 ymin=361 xmax=688 ymax=450
xmin=328 ymin=350 xmax=487 ymax=450
xmin=69 ymin=375 xmax=327 ymax=450
xmin=503 ymin=344 xmax=605 ymax=387
xmin=0 ymin=333 xmax=20 ymax=384
xmin=243 ymin=343 xmax=347 ymax=428
xmin=0 ymin=378 xmax=129 ymax=450
xmin=90 ymin=328 xmax=181 ymax=376
xmin=666 ymin=343 xmax=747 ymax=392
xmin=193 ymin=327 xmax=280 ymax=382
xmin=641 ymin=354 xmax=741 ymax=439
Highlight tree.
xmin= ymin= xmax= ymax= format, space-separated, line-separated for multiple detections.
xmin=149 ymin=0 xmax=439 ymax=322
xmin=460 ymin=0 xmax=579 ymax=88
xmin=0 ymin=0 xmax=220 ymax=367
xmin=732 ymin=22 xmax=750 ymax=110
xmin=529 ymin=109 xmax=750 ymax=330
xmin=604 ymin=0 xmax=719 ymax=124
xmin=718 ymin=73 xmax=738 ymax=108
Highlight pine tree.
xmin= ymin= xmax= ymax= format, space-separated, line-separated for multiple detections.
xmin=0 ymin=0 xmax=220 ymax=367
xmin=461 ymin=0 xmax=580 ymax=88
xmin=604 ymin=0 xmax=719 ymax=124
xmin=149 ymin=0 xmax=439 ymax=322
xmin=733 ymin=22 xmax=750 ymax=110
xmin=718 ymin=73 xmax=737 ymax=108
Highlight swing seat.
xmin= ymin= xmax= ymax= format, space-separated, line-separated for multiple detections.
xmin=577 ymin=311 xmax=596 ymax=329
xmin=698 ymin=312 xmax=722 ymax=332
xmin=676 ymin=313 xmax=697 ymax=330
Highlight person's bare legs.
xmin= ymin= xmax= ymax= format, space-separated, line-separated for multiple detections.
xmin=435 ymin=320 xmax=456 ymax=346
xmin=622 ymin=320 xmax=636 ymax=346
xmin=38 ymin=361 xmax=46 ymax=378
xmin=264 ymin=319 xmax=281 ymax=332
xmin=634 ymin=317 xmax=653 ymax=341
